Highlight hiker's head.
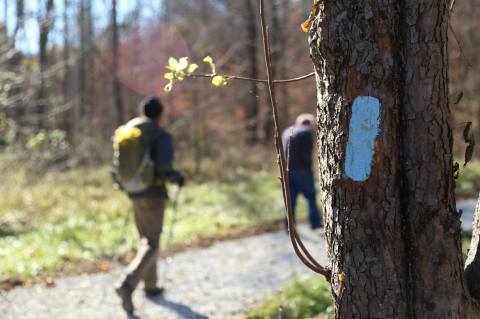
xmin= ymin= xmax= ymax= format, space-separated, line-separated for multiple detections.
xmin=141 ymin=97 xmax=164 ymax=123
xmin=295 ymin=113 xmax=315 ymax=131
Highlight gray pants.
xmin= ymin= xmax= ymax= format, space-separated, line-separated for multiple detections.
xmin=120 ymin=196 xmax=166 ymax=290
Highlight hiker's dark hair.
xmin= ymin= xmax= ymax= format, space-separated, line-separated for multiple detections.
xmin=141 ymin=97 xmax=164 ymax=120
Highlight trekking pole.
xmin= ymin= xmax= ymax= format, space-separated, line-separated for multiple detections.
xmin=161 ymin=186 xmax=182 ymax=284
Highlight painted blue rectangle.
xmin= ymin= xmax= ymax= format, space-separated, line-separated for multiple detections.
xmin=345 ymin=96 xmax=381 ymax=182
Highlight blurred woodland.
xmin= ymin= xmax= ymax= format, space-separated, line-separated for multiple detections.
xmin=0 ymin=0 xmax=478 ymax=174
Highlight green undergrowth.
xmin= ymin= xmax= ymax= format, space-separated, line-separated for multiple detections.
xmin=0 ymin=154 xmax=310 ymax=280
xmin=244 ymin=274 xmax=334 ymax=319
xmin=456 ymin=160 xmax=480 ymax=198
xmin=245 ymin=232 xmax=472 ymax=319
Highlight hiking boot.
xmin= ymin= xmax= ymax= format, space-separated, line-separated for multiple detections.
xmin=145 ymin=287 xmax=165 ymax=298
xmin=115 ymin=283 xmax=134 ymax=314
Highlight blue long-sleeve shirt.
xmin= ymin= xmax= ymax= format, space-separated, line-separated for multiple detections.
xmin=282 ymin=125 xmax=314 ymax=171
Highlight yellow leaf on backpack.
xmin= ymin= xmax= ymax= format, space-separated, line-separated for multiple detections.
xmin=114 ymin=126 xmax=141 ymax=143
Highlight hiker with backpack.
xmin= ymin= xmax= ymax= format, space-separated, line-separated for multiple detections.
xmin=112 ymin=97 xmax=184 ymax=314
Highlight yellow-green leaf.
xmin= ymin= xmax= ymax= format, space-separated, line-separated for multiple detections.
xmin=178 ymin=57 xmax=189 ymax=71
xmin=164 ymin=82 xmax=173 ymax=93
xmin=177 ymin=71 xmax=185 ymax=81
xmin=187 ymin=63 xmax=198 ymax=74
xmin=212 ymin=75 xmax=227 ymax=87
xmin=167 ymin=57 xmax=179 ymax=70
xmin=203 ymin=56 xmax=216 ymax=73
xmin=164 ymin=72 xmax=174 ymax=80
xmin=203 ymin=56 xmax=214 ymax=65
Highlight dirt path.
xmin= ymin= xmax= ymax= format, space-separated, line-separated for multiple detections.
xmin=0 ymin=226 xmax=327 ymax=319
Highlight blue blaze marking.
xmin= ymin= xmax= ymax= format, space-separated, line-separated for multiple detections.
xmin=345 ymin=96 xmax=381 ymax=182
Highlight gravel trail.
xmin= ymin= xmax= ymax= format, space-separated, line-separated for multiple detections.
xmin=1 ymin=200 xmax=475 ymax=319
xmin=0 ymin=226 xmax=327 ymax=319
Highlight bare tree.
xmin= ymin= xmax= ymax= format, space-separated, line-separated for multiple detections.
xmin=14 ymin=0 xmax=24 ymax=35
xmin=244 ymin=0 xmax=259 ymax=143
xmin=37 ymin=0 xmax=54 ymax=128
xmin=111 ymin=0 xmax=124 ymax=125
xmin=3 ymin=0 xmax=8 ymax=35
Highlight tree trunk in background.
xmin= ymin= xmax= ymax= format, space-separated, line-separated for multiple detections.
xmin=14 ymin=0 xmax=24 ymax=35
xmin=62 ymin=0 xmax=71 ymax=137
xmin=111 ymin=0 xmax=124 ymax=126
xmin=78 ymin=0 xmax=94 ymax=121
xmin=78 ymin=0 xmax=86 ymax=119
xmin=244 ymin=0 xmax=259 ymax=144
xmin=309 ymin=0 xmax=479 ymax=317
xmin=3 ymin=0 xmax=8 ymax=35
xmin=85 ymin=0 xmax=93 ymax=119
xmin=263 ymin=0 xmax=280 ymax=141
xmin=279 ymin=0 xmax=289 ymax=127
xmin=265 ymin=0 xmax=289 ymax=140
xmin=37 ymin=0 xmax=54 ymax=129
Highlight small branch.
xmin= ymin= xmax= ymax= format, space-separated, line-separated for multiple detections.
xmin=259 ymin=0 xmax=330 ymax=281
xmin=449 ymin=22 xmax=474 ymax=69
xmin=187 ymin=72 xmax=315 ymax=84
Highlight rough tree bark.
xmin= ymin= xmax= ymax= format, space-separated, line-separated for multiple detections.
xmin=308 ymin=0 xmax=480 ymax=317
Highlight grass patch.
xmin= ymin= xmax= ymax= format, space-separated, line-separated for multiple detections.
xmin=244 ymin=274 xmax=334 ymax=319
xmin=0 ymin=154 xmax=310 ymax=280
xmin=456 ymin=160 xmax=480 ymax=198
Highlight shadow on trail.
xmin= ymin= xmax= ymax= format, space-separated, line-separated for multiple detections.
xmin=148 ymin=295 xmax=209 ymax=319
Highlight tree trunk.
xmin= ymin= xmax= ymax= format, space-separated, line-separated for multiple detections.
xmin=244 ymin=0 xmax=259 ymax=143
xmin=62 ymin=0 xmax=71 ymax=137
xmin=15 ymin=0 xmax=24 ymax=35
xmin=37 ymin=0 xmax=55 ymax=129
xmin=3 ymin=0 xmax=8 ymax=35
xmin=111 ymin=0 xmax=124 ymax=125
xmin=309 ymin=1 xmax=477 ymax=317
xmin=78 ymin=0 xmax=86 ymax=119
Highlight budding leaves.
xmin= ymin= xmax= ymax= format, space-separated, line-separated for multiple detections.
xmin=164 ymin=56 xmax=228 ymax=92
xmin=164 ymin=57 xmax=197 ymax=92
xmin=203 ymin=56 xmax=216 ymax=74
xmin=463 ymin=122 xmax=475 ymax=167
xmin=212 ymin=75 xmax=228 ymax=87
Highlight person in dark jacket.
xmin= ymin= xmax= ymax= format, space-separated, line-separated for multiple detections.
xmin=115 ymin=97 xmax=184 ymax=314
xmin=282 ymin=113 xmax=323 ymax=230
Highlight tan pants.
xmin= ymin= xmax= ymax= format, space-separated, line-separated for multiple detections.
xmin=120 ymin=196 xmax=166 ymax=290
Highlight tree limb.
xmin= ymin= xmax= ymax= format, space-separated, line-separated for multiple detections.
xmin=258 ymin=0 xmax=330 ymax=280
xmin=187 ymin=71 xmax=315 ymax=84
